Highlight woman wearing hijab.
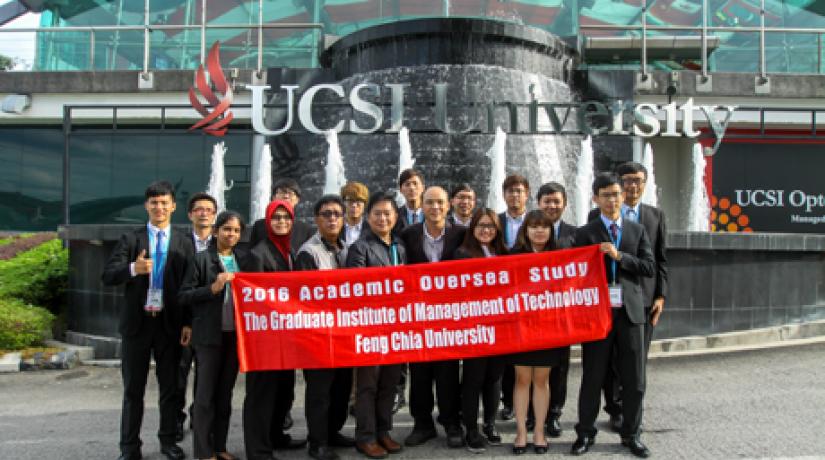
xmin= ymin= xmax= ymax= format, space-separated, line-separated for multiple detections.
xmin=242 ymin=200 xmax=298 ymax=460
xmin=178 ymin=211 xmax=245 ymax=460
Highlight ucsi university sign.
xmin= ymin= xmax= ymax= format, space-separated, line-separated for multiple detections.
xmin=190 ymin=43 xmax=736 ymax=151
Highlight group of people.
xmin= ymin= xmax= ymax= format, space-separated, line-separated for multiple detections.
xmin=103 ymin=162 xmax=667 ymax=460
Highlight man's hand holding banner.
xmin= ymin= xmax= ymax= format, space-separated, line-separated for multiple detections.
xmin=232 ymin=245 xmax=611 ymax=372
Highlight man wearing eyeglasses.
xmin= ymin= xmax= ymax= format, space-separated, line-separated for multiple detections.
xmin=174 ymin=192 xmax=218 ymax=442
xmin=296 ymin=195 xmax=357 ymax=460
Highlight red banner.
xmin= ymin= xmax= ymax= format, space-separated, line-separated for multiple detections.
xmin=232 ymin=245 xmax=611 ymax=372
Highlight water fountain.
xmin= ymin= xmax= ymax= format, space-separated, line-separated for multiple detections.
xmin=687 ymin=142 xmax=710 ymax=231
xmin=322 ymin=129 xmax=348 ymax=196
xmin=573 ymin=136 xmax=595 ymax=226
xmin=641 ymin=142 xmax=658 ymax=207
xmin=207 ymin=141 xmax=232 ymax=213
xmin=249 ymin=142 xmax=272 ymax=220
xmin=396 ymin=126 xmax=416 ymax=207
xmin=485 ymin=127 xmax=507 ymax=213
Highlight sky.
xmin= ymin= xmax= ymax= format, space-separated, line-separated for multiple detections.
xmin=0 ymin=12 xmax=39 ymax=70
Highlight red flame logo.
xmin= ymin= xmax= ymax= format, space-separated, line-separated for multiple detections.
xmin=189 ymin=41 xmax=234 ymax=137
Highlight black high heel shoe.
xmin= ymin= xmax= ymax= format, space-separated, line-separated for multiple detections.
xmin=533 ymin=443 xmax=548 ymax=454
xmin=512 ymin=444 xmax=528 ymax=455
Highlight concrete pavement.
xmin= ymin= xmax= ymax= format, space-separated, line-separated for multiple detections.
xmin=1 ymin=342 xmax=824 ymax=459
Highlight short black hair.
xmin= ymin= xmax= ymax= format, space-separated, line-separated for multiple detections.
xmin=187 ymin=192 xmax=217 ymax=212
xmin=314 ymin=194 xmax=345 ymax=216
xmin=398 ymin=169 xmax=424 ymax=188
xmin=366 ymin=191 xmax=399 ymax=215
xmin=536 ymin=182 xmax=567 ymax=204
xmin=592 ymin=172 xmax=622 ymax=196
xmin=272 ymin=178 xmax=301 ymax=197
xmin=615 ymin=161 xmax=647 ymax=180
xmin=449 ymin=183 xmax=474 ymax=199
xmin=214 ymin=210 xmax=246 ymax=232
xmin=502 ymin=174 xmax=530 ymax=192
xmin=145 ymin=181 xmax=175 ymax=200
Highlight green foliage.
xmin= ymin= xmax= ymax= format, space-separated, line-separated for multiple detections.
xmin=0 ymin=298 xmax=54 ymax=350
xmin=0 ymin=239 xmax=68 ymax=313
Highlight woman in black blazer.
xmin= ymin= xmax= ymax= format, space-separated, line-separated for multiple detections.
xmin=508 ymin=210 xmax=565 ymax=455
xmin=178 ymin=210 xmax=246 ymax=460
xmin=454 ymin=208 xmax=509 ymax=453
xmin=242 ymin=200 xmax=297 ymax=460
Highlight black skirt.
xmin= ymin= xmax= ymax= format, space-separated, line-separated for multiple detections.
xmin=509 ymin=345 xmax=570 ymax=367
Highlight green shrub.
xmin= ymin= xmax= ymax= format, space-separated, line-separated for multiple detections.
xmin=0 ymin=298 xmax=54 ymax=350
xmin=0 ymin=239 xmax=68 ymax=313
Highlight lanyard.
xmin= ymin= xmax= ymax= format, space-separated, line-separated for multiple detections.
xmin=390 ymin=242 xmax=399 ymax=266
xmin=606 ymin=223 xmax=622 ymax=284
xmin=149 ymin=228 xmax=169 ymax=290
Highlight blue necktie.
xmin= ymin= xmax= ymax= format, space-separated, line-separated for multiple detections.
xmin=153 ymin=230 xmax=165 ymax=290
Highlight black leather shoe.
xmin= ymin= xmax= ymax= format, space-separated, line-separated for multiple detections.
xmin=274 ymin=434 xmax=308 ymax=450
xmin=446 ymin=425 xmax=464 ymax=448
xmin=570 ymin=436 xmax=594 ymax=456
xmin=621 ymin=436 xmax=651 ymax=458
xmin=499 ymin=405 xmax=514 ymax=421
xmin=160 ymin=444 xmax=185 ymax=460
xmin=404 ymin=428 xmax=437 ymax=446
xmin=481 ymin=423 xmax=502 ymax=446
xmin=609 ymin=413 xmax=623 ymax=433
xmin=117 ymin=452 xmax=141 ymax=460
xmin=546 ymin=417 xmax=562 ymax=438
xmin=309 ymin=445 xmax=340 ymax=460
xmin=329 ymin=432 xmax=356 ymax=447
xmin=282 ymin=413 xmax=294 ymax=430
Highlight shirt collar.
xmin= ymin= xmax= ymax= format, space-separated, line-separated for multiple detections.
xmin=192 ymin=231 xmax=211 ymax=242
xmin=424 ymin=223 xmax=446 ymax=242
xmin=506 ymin=211 xmax=526 ymax=224
xmin=346 ymin=220 xmax=363 ymax=231
xmin=622 ymin=203 xmax=641 ymax=218
xmin=599 ymin=213 xmax=623 ymax=230
xmin=147 ymin=222 xmax=170 ymax=235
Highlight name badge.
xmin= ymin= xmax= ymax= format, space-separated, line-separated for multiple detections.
xmin=609 ymin=285 xmax=623 ymax=308
xmin=145 ymin=288 xmax=164 ymax=312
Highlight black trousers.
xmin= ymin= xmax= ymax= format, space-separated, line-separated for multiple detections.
xmin=501 ymin=364 xmax=515 ymax=409
xmin=576 ymin=308 xmax=646 ymax=439
xmin=549 ymin=347 xmax=571 ymax=418
xmin=176 ymin=344 xmax=196 ymax=423
xmin=192 ymin=333 xmax=239 ymax=458
xmin=355 ymin=364 xmax=404 ymax=443
xmin=304 ymin=367 xmax=353 ymax=447
xmin=272 ymin=370 xmax=295 ymax=441
xmin=409 ymin=360 xmax=461 ymax=430
xmin=643 ymin=306 xmax=656 ymax=356
xmin=120 ymin=315 xmax=181 ymax=455
xmin=243 ymin=369 xmax=294 ymax=460
xmin=602 ymin=306 xmax=656 ymax=417
xmin=461 ymin=356 xmax=505 ymax=432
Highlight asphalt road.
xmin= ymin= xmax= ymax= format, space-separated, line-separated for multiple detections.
xmin=1 ymin=342 xmax=824 ymax=459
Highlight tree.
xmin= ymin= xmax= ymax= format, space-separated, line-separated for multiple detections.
xmin=0 ymin=54 xmax=14 ymax=70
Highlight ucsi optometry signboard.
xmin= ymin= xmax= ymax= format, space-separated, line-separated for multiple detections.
xmin=709 ymin=132 xmax=825 ymax=233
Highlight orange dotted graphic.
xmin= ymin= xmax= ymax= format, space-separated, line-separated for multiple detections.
xmin=710 ymin=194 xmax=754 ymax=233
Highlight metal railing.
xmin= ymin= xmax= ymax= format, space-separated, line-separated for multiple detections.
xmin=579 ymin=0 xmax=825 ymax=79
xmin=1 ymin=0 xmax=825 ymax=75
xmin=1 ymin=0 xmax=324 ymax=74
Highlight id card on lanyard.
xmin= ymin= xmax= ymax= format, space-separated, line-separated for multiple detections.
xmin=145 ymin=228 xmax=169 ymax=312
xmin=607 ymin=224 xmax=623 ymax=308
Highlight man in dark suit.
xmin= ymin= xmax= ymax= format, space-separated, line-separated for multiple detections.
xmin=400 ymin=186 xmax=466 ymax=449
xmin=175 ymin=191 xmax=217 ymax=441
xmin=615 ymin=162 xmax=668 ymax=354
xmin=536 ymin=182 xmax=577 ymax=437
xmin=497 ymin=174 xmax=530 ymax=421
xmin=572 ymin=173 xmax=655 ymax=458
xmin=248 ymin=178 xmax=315 ymax=250
xmin=246 ymin=177 xmax=311 ymax=444
xmin=395 ymin=168 xmax=425 ymax=232
xmin=102 ymin=181 xmax=193 ymax=460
